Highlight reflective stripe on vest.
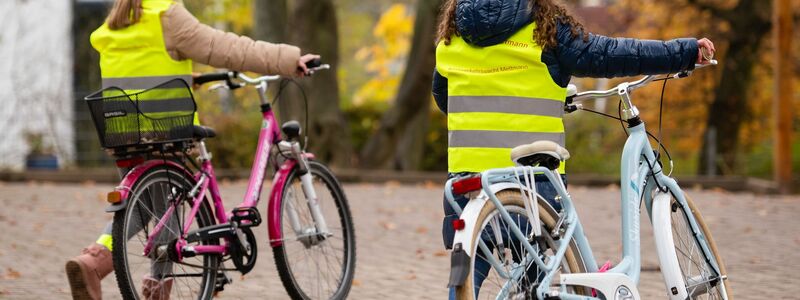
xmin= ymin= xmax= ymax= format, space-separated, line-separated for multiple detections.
xmin=436 ymin=22 xmax=567 ymax=173
xmin=91 ymin=0 xmax=197 ymax=125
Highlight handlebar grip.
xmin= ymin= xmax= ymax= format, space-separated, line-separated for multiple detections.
xmin=304 ymin=58 xmax=322 ymax=69
xmin=193 ymin=72 xmax=237 ymax=86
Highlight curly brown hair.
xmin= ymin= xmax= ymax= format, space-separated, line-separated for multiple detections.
xmin=436 ymin=0 xmax=587 ymax=49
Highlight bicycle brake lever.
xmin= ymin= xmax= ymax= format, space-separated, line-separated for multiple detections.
xmin=305 ymin=64 xmax=331 ymax=76
xmin=674 ymin=71 xmax=692 ymax=79
xmin=208 ymin=83 xmax=228 ymax=92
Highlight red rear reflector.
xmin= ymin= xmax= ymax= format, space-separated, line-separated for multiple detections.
xmin=452 ymin=175 xmax=482 ymax=195
xmin=452 ymin=219 xmax=466 ymax=230
xmin=115 ymin=156 xmax=144 ymax=168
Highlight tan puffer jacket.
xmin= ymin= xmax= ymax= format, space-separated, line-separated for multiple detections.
xmin=161 ymin=4 xmax=300 ymax=77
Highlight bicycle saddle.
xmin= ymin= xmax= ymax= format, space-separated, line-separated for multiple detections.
xmin=193 ymin=125 xmax=217 ymax=139
xmin=510 ymin=141 xmax=570 ymax=170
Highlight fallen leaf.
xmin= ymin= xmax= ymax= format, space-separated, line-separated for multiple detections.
xmin=3 ymin=268 xmax=20 ymax=280
xmin=415 ymin=226 xmax=429 ymax=234
xmin=381 ymin=222 xmax=397 ymax=230
xmin=351 ymin=279 xmax=362 ymax=287
xmin=376 ymin=207 xmax=394 ymax=216
xmin=433 ymin=250 xmax=448 ymax=257
xmin=384 ymin=180 xmax=401 ymax=188
xmin=423 ymin=180 xmax=439 ymax=190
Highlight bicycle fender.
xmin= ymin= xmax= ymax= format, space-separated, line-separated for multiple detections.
xmin=104 ymin=160 xmax=193 ymax=213
xmin=267 ymin=153 xmax=315 ymax=247
xmin=451 ymin=182 xmax=520 ymax=258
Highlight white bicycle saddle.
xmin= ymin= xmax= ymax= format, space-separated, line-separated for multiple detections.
xmin=510 ymin=141 xmax=570 ymax=169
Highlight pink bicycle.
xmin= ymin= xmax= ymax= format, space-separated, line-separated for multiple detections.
xmin=84 ymin=62 xmax=355 ymax=300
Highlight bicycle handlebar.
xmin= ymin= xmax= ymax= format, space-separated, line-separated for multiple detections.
xmin=568 ymin=60 xmax=718 ymax=102
xmin=194 ymin=61 xmax=331 ymax=91
xmin=194 ymin=71 xmax=238 ymax=86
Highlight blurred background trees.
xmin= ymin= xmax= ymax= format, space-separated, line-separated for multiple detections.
xmin=69 ymin=0 xmax=796 ymax=181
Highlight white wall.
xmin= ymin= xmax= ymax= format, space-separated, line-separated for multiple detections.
xmin=0 ymin=0 xmax=74 ymax=170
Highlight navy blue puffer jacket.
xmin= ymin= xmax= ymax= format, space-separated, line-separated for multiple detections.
xmin=432 ymin=0 xmax=699 ymax=113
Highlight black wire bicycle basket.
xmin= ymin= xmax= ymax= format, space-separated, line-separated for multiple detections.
xmin=84 ymin=78 xmax=197 ymax=149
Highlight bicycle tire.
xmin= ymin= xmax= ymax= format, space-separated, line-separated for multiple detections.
xmin=112 ymin=165 xmax=219 ymax=300
xmin=653 ymin=191 xmax=732 ymax=300
xmin=455 ymin=190 xmax=587 ymax=300
xmin=272 ymin=161 xmax=356 ymax=300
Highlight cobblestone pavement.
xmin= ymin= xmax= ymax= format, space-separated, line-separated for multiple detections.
xmin=0 ymin=180 xmax=798 ymax=299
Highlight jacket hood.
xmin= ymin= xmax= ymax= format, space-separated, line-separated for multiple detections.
xmin=456 ymin=0 xmax=532 ymax=47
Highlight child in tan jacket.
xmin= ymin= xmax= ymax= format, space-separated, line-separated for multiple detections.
xmin=66 ymin=1 xmax=318 ymax=299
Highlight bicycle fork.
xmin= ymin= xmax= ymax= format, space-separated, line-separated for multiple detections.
xmin=278 ymin=137 xmax=331 ymax=247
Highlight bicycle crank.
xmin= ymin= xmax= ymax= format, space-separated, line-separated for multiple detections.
xmin=229 ymin=226 xmax=257 ymax=274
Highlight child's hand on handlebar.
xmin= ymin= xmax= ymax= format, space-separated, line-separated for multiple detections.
xmin=297 ymin=54 xmax=322 ymax=77
xmin=697 ymin=38 xmax=716 ymax=65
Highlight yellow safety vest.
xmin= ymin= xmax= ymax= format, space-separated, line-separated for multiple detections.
xmin=436 ymin=23 xmax=567 ymax=173
xmin=90 ymin=0 xmax=197 ymax=145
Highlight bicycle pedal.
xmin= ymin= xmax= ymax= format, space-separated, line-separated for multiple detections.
xmin=231 ymin=207 xmax=262 ymax=227
xmin=214 ymin=271 xmax=232 ymax=292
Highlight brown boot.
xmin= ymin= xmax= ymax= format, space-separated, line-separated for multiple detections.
xmin=141 ymin=275 xmax=174 ymax=300
xmin=65 ymin=243 xmax=113 ymax=300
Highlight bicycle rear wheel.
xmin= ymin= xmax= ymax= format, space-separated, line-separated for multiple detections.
xmin=653 ymin=191 xmax=732 ymax=300
xmin=112 ymin=165 xmax=219 ymax=300
xmin=455 ymin=190 xmax=586 ymax=300
xmin=273 ymin=161 xmax=356 ymax=300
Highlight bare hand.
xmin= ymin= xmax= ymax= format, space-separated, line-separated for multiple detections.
xmin=697 ymin=38 xmax=716 ymax=64
xmin=296 ymin=54 xmax=321 ymax=77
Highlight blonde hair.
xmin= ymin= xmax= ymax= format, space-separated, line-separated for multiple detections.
xmin=106 ymin=0 xmax=143 ymax=30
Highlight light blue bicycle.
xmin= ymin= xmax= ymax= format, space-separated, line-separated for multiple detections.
xmin=445 ymin=61 xmax=731 ymax=300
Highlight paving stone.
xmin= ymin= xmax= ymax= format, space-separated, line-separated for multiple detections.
xmin=0 ymin=181 xmax=796 ymax=299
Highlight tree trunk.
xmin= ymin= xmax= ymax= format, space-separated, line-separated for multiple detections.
xmin=359 ymin=0 xmax=443 ymax=170
xmin=696 ymin=0 xmax=772 ymax=175
xmin=252 ymin=0 xmax=287 ymax=43
xmin=281 ymin=0 xmax=353 ymax=167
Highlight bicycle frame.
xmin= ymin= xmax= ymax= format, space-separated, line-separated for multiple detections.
xmin=118 ymin=77 xmax=324 ymax=261
xmin=446 ymin=108 xmax=722 ymax=300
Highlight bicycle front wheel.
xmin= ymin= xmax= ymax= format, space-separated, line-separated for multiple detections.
xmin=653 ymin=191 xmax=732 ymax=300
xmin=273 ymin=161 xmax=356 ymax=300
xmin=112 ymin=165 xmax=219 ymax=300
xmin=455 ymin=190 xmax=586 ymax=300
